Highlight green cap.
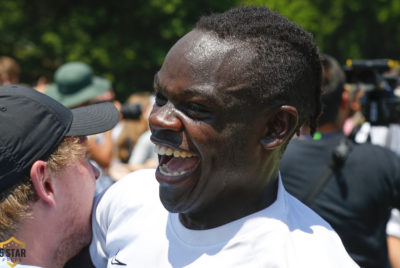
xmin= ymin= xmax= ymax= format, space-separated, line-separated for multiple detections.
xmin=45 ymin=62 xmax=110 ymax=108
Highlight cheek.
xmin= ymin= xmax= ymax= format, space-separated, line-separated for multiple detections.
xmin=72 ymin=173 xmax=95 ymax=219
xmin=81 ymin=169 xmax=97 ymax=196
xmin=71 ymin=164 xmax=97 ymax=197
xmin=218 ymin=126 xmax=258 ymax=166
xmin=192 ymin=127 xmax=240 ymax=174
xmin=188 ymin=118 xmax=256 ymax=167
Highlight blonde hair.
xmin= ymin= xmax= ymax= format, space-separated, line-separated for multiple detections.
xmin=0 ymin=137 xmax=85 ymax=240
xmin=0 ymin=56 xmax=20 ymax=85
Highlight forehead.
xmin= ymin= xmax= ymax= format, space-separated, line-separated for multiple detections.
xmin=156 ymin=30 xmax=256 ymax=99
xmin=172 ymin=30 xmax=237 ymax=70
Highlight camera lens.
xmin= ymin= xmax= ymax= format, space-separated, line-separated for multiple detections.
xmin=121 ymin=103 xmax=142 ymax=120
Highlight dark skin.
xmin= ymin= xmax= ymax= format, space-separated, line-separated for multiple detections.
xmin=149 ymin=29 xmax=298 ymax=230
xmin=65 ymin=29 xmax=298 ymax=265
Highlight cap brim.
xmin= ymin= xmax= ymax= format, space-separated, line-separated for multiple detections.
xmin=66 ymin=102 xmax=119 ymax=136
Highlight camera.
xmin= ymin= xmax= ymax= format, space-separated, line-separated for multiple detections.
xmin=344 ymin=59 xmax=400 ymax=125
xmin=120 ymin=103 xmax=142 ymax=120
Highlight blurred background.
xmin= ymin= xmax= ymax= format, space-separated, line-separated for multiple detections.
xmin=1 ymin=0 xmax=399 ymax=101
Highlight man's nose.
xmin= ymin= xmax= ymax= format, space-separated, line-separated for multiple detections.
xmin=149 ymin=103 xmax=183 ymax=132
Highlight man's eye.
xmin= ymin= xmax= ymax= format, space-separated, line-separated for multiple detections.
xmin=185 ymin=103 xmax=210 ymax=119
xmin=155 ymin=93 xmax=167 ymax=106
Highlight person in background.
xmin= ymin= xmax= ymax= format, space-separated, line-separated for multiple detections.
xmin=108 ymin=92 xmax=156 ymax=181
xmin=280 ymin=54 xmax=400 ymax=268
xmin=126 ymin=95 xmax=157 ymax=171
xmin=0 ymin=85 xmax=119 ymax=267
xmin=89 ymin=6 xmax=357 ymax=267
xmin=0 ymin=55 xmax=48 ymax=93
xmin=45 ymin=61 xmax=120 ymax=194
xmin=114 ymin=93 xmax=152 ymax=163
xmin=342 ymin=84 xmax=365 ymax=136
xmin=0 ymin=56 xmax=20 ymax=86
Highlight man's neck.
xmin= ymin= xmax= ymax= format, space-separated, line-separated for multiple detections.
xmin=317 ymin=123 xmax=342 ymax=134
xmin=15 ymin=226 xmax=61 ymax=268
xmin=302 ymin=122 xmax=342 ymax=135
xmin=179 ymin=174 xmax=279 ymax=230
xmin=14 ymin=208 xmax=67 ymax=268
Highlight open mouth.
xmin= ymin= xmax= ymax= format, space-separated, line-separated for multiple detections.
xmin=155 ymin=144 xmax=199 ymax=177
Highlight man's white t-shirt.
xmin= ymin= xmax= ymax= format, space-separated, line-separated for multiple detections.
xmin=90 ymin=169 xmax=358 ymax=268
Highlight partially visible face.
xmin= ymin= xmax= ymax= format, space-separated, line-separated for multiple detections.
xmin=149 ymin=30 xmax=272 ymax=215
xmin=0 ymin=74 xmax=17 ymax=86
xmin=53 ymin=137 xmax=99 ymax=258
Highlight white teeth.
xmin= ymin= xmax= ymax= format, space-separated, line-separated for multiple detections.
xmin=159 ymin=146 xmax=166 ymax=155
xmin=155 ymin=145 xmax=193 ymax=158
xmin=165 ymin=148 xmax=173 ymax=156
xmin=159 ymin=164 xmax=189 ymax=177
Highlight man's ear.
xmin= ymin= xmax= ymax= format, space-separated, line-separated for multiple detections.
xmin=30 ymin=160 xmax=56 ymax=207
xmin=260 ymin=105 xmax=298 ymax=150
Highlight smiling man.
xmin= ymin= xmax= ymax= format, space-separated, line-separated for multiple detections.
xmin=90 ymin=6 xmax=357 ymax=267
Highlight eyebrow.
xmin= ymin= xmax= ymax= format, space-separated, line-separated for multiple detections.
xmin=153 ymin=73 xmax=170 ymax=93
xmin=153 ymin=73 xmax=216 ymax=101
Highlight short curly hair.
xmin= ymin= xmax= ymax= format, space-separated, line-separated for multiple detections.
xmin=195 ymin=6 xmax=322 ymax=135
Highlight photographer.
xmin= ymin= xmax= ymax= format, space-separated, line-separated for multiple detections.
xmin=347 ymin=60 xmax=400 ymax=147
xmin=126 ymin=95 xmax=157 ymax=171
xmin=347 ymin=62 xmax=400 ymax=268
xmin=281 ymin=54 xmax=400 ymax=267
xmin=108 ymin=93 xmax=158 ymax=181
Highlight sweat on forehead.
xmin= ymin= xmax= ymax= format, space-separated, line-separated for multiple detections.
xmin=184 ymin=30 xmax=253 ymax=65
xmin=160 ymin=30 xmax=256 ymax=95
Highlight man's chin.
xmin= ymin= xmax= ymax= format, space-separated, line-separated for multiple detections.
xmin=158 ymin=185 xmax=194 ymax=214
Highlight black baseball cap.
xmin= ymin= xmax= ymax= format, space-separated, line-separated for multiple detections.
xmin=0 ymin=84 xmax=120 ymax=192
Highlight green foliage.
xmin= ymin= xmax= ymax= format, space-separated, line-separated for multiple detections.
xmin=1 ymin=0 xmax=399 ymax=100
xmin=0 ymin=0 xmax=237 ymax=101
xmin=240 ymin=0 xmax=400 ymax=64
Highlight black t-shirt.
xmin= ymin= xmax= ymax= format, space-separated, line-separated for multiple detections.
xmin=280 ymin=133 xmax=400 ymax=268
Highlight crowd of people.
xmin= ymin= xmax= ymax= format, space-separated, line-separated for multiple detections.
xmin=0 ymin=5 xmax=400 ymax=268
xmin=280 ymin=54 xmax=400 ymax=268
